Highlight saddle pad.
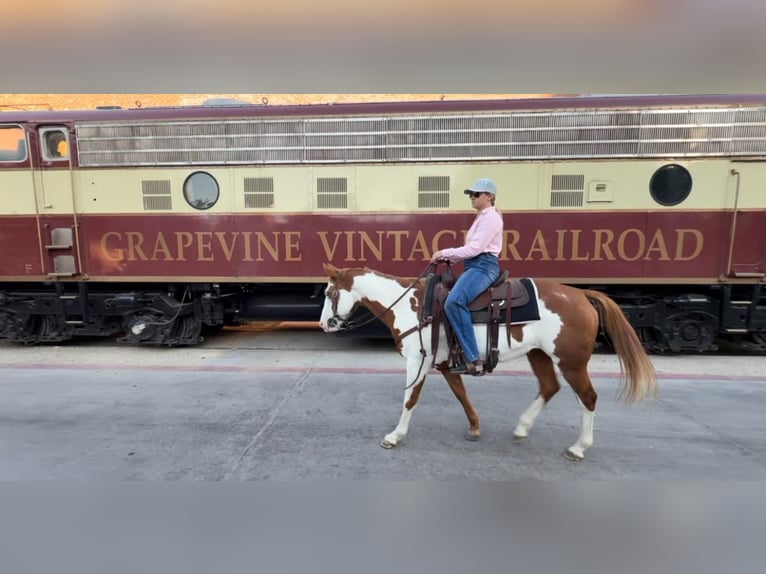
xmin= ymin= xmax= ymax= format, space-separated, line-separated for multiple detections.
xmin=469 ymin=277 xmax=541 ymax=325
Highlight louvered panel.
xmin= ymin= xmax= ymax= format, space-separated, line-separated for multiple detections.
xmin=731 ymin=110 xmax=766 ymax=153
xmin=316 ymin=177 xmax=348 ymax=209
xmin=244 ymin=177 xmax=274 ymax=208
xmin=305 ymin=118 xmax=386 ymax=133
xmin=142 ymin=179 xmax=172 ymax=210
xmin=731 ymin=137 xmax=766 ymax=155
xmin=417 ymin=175 xmax=450 ymax=208
xmin=551 ymin=175 xmax=585 ymax=191
xmin=418 ymin=193 xmax=450 ymax=208
xmin=551 ymin=174 xmax=584 ymax=207
xmin=550 ymin=191 xmax=584 ymax=207
xmin=76 ymin=105 xmax=766 ymax=167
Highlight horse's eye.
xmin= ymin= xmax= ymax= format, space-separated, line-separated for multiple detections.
xmin=330 ymin=290 xmax=339 ymax=299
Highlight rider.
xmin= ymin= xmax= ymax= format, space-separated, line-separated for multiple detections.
xmin=430 ymin=178 xmax=504 ymax=376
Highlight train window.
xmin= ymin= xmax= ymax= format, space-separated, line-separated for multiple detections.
xmin=41 ymin=128 xmax=69 ymax=160
xmin=0 ymin=125 xmax=26 ymax=162
xmin=183 ymin=171 xmax=220 ymax=210
xmin=649 ymin=164 xmax=692 ymax=206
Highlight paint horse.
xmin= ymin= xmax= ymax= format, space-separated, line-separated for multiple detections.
xmin=319 ymin=263 xmax=658 ymax=460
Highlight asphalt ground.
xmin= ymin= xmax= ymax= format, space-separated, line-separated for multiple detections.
xmin=0 ymin=324 xmax=764 ymax=480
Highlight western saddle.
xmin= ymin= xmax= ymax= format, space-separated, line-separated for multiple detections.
xmin=420 ymin=263 xmax=530 ymax=374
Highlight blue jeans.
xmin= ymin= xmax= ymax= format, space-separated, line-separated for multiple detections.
xmin=444 ymin=253 xmax=500 ymax=363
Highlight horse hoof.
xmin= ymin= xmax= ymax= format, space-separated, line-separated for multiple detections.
xmin=380 ymin=439 xmax=396 ymax=449
xmin=464 ymin=431 xmax=480 ymax=442
xmin=563 ymin=449 xmax=584 ymax=462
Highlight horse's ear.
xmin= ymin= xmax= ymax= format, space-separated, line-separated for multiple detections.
xmin=323 ymin=263 xmax=339 ymax=278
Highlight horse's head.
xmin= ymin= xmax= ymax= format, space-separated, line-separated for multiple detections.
xmin=319 ymin=263 xmax=362 ymax=332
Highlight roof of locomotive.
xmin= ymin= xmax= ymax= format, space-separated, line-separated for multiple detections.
xmin=1 ymin=94 xmax=766 ymax=124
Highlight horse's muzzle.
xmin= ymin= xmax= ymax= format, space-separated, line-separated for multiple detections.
xmin=321 ymin=317 xmax=344 ymax=332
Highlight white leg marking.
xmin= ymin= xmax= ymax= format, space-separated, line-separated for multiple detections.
xmin=566 ymin=398 xmax=595 ymax=460
xmin=382 ymin=355 xmax=427 ymax=448
xmin=514 ymin=396 xmax=545 ymax=439
xmin=383 ymin=385 xmax=418 ymax=448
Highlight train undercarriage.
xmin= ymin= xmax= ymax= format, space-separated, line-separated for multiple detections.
xmin=0 ymin=282 xmax=325 ymax=347
xmin=607 ymin=284 xmax=766 ymax=353
xmin=0 ymin=282 xmax=765 ymax=353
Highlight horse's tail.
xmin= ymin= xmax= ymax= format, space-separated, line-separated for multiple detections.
xmin=585 ymin=290 xmax=658 ymax=403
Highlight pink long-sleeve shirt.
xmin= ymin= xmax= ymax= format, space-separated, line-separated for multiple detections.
xmin=440 ymin=206 xmax=504 ymax=261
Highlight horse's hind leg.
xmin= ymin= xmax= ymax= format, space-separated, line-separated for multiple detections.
xmin=514 ymin=349 xmax=561 ymax=439
xmin=439 ymin=367 xmax=481 ymax=441
xmin=558 ymin=365 xmax=598 ymax=461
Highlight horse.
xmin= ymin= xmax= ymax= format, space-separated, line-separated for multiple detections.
xmin=319 ymin=263 xmax=658 ymax=461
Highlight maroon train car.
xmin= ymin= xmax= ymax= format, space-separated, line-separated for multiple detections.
xmin=1 ymin=95 xmax=765 ymax=351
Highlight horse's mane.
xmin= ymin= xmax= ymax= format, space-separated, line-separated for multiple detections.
xmin=360 ymin=267 xmax=424 ymax=291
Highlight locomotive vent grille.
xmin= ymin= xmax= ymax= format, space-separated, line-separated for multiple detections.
xmin=317 ymin=177 xmax=348 ymax=209
xmin=550 ymin=174 xmax=584 ymax=207
xmin=77 ymin=106 xmax=766 ymax=166
xmin=244 ymin=177 xmax=275 ymax=208
xmin=418 ymin=176 xmax=450 ymax=208
xmin=142 ymin=179 xmax=172 ymax=210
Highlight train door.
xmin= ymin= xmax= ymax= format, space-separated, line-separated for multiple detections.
xmin=726 ymin=162 xmax=766 ymax=278
xmin=31 ymin=126 xmax=82 ymax=277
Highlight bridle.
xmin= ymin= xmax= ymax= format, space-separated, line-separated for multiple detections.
xmin=325 ymin=263 xmax=440 ymax=390
xmin=324 ymin=263 xmax=434 ymax=333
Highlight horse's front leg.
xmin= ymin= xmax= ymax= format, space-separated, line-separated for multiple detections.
xmin=381 ymin=357 xmax=428 ymax=449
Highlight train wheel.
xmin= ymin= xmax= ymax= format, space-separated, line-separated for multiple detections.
xmin=170 ymin=315 xmax=202 ymax=345
xmin=637 ymin=326 xmax=666 ymax=353
xmin=749 ymin=331 xmax=766 ymax=350
xmin=36 ymin=315 xmax=74 ymax=343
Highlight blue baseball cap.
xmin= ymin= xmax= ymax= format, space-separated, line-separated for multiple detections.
xmin=464 ymin=178 xmax=497 ymax=195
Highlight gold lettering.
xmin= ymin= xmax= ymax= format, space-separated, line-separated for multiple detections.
xmin=284 ymin=231 xmax=301 ymax=261
xmin=216 ymin=232 xmax=239 ymax=262
xmin=675 ymin=229 xmax=704 ymax=261
xmin=554 ymin=229 xmax=567 ymax=261
xmin=101 ymin=232 xmax=125 ymax=262
xmin=196 ymin=232 xmax=213 ymax=261
xmin=569 ymin=229 xmax=590 ymax=261
xmin=644 ymin=229 xmax=671 ymax=261
xmin=617 ymin=229 xmax=645 ymax=261
xmin=175 ymin=232 xmax=193 ymax=262
xmin=386 ymin=231 xmax=408 ymax=262
xmin=358 ymin=231 xmax=384 ymax=262
xmin=126 ymin=232 xmax=148 ymax=261
xmin=432 ymin=229 xmax=458 ymax=253
xmin=150 ymin=232 xmax=173 ymax=261
xmin=525 ymin=230 xmax=551 ymax=261
xmin=317 ymin=231 xmax=343 ymax=260
xmin=592 ymin=229 xmax=616 ymax=261
xmin=241 ymin=231 xmax=253 ymax=261
xmin=407 ymin=231 xmax=430 ymax=261
xmin=344 ymin=231 xmax=356 ymax=262
xmin=503 ymin=230 xmax=522 ymax=261
xmin=255 ymin=232 xmax=280 ymax=261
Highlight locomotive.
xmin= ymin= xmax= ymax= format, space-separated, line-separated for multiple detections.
xmin=1 ymin=94 xmax=765 ymax=352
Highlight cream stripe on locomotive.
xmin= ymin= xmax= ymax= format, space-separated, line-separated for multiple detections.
xmin=4 ymin=159 xmax=765 ymax=217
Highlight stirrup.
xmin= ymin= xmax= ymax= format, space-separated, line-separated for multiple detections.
xmin=449 ymin=360 xmax=485 ymax=376
xmin=469 ymin=360 xmax=486 ymax=377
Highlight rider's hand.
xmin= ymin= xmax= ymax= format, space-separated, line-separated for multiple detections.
xmin=430 ymin=250 xmax=443 ymax=263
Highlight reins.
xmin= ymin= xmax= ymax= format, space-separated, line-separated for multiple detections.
xmin=329 ymin=263 xmax=435 ymax=333
xmin=328 ymin=262 xmax=438 ymax=391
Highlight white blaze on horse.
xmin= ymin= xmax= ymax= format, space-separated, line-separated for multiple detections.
xmin=319 ymin=263 xmax=658 ymax=461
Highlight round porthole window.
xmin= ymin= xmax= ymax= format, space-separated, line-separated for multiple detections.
xmin=183 ymin=172 xmax=219 ymax=210
xmin=649 ymin=164 xmax=692 ymax=206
